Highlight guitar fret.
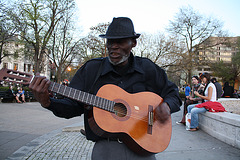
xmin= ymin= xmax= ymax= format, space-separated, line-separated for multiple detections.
xmin=107 ymin=101 xmax=111 ymax=111
xmin=73 ymin=89 xmax=76 ymax=99
xmin=100 ymin=98 xmax=103 ymax=109
xmin=82 ymin=92 xmax=86 ymax=103
xmin=81 ymin=91 xmax=85 ymax=102
xmin=102 ymin=99 xmax=106 ymax=110
xmin=96 ymin=97 xmax=100 ymax=107
xmin=110 ymin=101 xmax=115 ymax=112
xmin=95 ymin=96 xmax=100 ymax=107
xmin=79 ymin=91 xmax=83 ymax=102
xmin=77 ymin=91 xmax=81 ymax=101
xmin=57 ymin=84 xmax=61 ymax=93
xmin=104 ymin=99 xmax=108 ymax=111
xmin=93 ymin=96 xmax=96 ymax=106
xmin=86 ymin=93 xmax=89 ymax=104
xmin=68 ymin=87 xmax=72 ymax=97
xmin=63 ymin=86 xmax=67 ymax=95
xmin=110 ymin=101 xmax=114 ymax=112
xmin=51 ymin=82 xmax=56 ymax=92
xmin=89 ymin=95 xmax=93 ymax=105
xmin=107 ymin=100 xmax=111 ymax=112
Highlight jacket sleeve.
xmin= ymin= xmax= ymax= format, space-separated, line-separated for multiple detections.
xmin=158 ymin=69 xmax=182 ymax=113
xmin=46 ymin=64 xmax=89 ymax=119
xmin=47 ymin=97 xmax=84 ymax=119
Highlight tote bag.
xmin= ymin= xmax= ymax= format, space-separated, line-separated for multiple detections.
xmin=185 ymin=113 xmax=191 ymax=130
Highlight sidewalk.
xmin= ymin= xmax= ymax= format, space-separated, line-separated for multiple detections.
xmin=6 ymin=105 xmax=240 ymax=160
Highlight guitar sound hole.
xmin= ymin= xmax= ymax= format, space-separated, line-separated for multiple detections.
xmin=114 ymin=103 xmax=127 ymax=117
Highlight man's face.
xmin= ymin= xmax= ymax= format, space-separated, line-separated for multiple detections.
xmin=192 ymin=77 xmax=198 ymax=85
xmin=107 ymin=38 xmax=136 ymax=66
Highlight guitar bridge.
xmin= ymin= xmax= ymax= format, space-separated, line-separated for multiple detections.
xmin=147 ymin=105 xmax=154 ymax=134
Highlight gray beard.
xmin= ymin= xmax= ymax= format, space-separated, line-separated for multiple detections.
xmin=108 ymin=54 xmax=130 ymax=66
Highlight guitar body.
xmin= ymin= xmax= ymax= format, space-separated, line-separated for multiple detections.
xmin=88 ymin=84 xmax=172 ymax=156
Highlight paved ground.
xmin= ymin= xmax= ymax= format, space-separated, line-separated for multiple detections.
xmin=0 ymin=102 xmax=82 ymax=159
xmin=1 ymin=102 xmax=240 ymax=160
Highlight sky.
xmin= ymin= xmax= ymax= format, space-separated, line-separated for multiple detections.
xmin=75 ymin=0 xmax=240 ymax=37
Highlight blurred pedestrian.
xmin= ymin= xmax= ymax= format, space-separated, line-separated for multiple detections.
xmin=222 ymin=82 xmax=234 ymax=98
xmin=211 ymin=78 xmax=222 ymax=99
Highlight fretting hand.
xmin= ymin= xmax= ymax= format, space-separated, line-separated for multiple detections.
xmin=29 ymin=73 xmax=51 ymax=108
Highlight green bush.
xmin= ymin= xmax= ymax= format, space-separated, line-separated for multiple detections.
xmin=0 ymin=87 xmax=9 ymax=91
xmin=0 ymin=86 xmax=30 ymax=92
xmin=179 ymin=92 xmax=185 ymax=99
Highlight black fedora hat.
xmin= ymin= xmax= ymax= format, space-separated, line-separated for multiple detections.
xmin=99 ymin=17 xmax=141 ymax=39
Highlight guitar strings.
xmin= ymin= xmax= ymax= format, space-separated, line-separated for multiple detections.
xmin=50 ymin=83 xmax=156 ymax=122
xmin=101 ymin=106 xmax=151 ymax=123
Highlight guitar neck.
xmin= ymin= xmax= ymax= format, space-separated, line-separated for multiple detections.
xmin=0 ymin=68 xmax=115 ymax=113
xmin=49 ymin=81 xmax=115 ymax=113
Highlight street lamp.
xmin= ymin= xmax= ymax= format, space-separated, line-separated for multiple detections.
xmin=66 ymin=66 xmax=72 ymax=83
xmin=67 ymin=66 xmax=72 ymax=72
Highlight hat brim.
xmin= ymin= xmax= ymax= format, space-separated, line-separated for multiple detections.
xmin=99 ymin=34 xmax=141 ymax=39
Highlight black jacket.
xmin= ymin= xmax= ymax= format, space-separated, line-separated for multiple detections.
xmin=47 ymin=54 xmax=182 ymax=141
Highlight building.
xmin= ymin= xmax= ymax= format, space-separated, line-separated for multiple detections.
xmin=195 ymin=36 xmax=240 ymax=90
xmin=0 ymin=35 xmax=50 ymax=86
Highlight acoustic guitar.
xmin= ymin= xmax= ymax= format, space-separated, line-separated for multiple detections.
xmin=0 ymin=68 xmax=172 ymax=156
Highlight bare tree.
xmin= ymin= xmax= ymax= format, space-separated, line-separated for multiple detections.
xmin=134 ymin=32 xmax=183 ymax=69
xmin=167 ymin=6 xmax=224 ymax=84
xmin=0 ymin=2 xmax=19 ymax=64
xmin=88 ymin=23 xmax=109 ymax=57
xmin=10 ymin=0 xmax=75 ymax=74
xmin=48 ymin=1 xmax=82 ymax=83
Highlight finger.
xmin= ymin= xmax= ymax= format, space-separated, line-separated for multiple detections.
xmin=30 ymin=77 xmax=47 ymax=95
xmin=39 ymin=78 xmax=50 ymax=93
xmin=34 ymin=76 xmax=47 ymax=87
xmin=29 ymin=73 xmax=41 ymax=88
xmin=35 ymin=77 xmax=48 ymax=93
xmin=29 ymin=75 xmax=37 ymax=89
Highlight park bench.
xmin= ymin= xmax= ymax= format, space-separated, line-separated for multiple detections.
xmin=24 ymin=91 xmax=36 ymax=102
xmin=0 ymin=91 xmax=16 ymax=103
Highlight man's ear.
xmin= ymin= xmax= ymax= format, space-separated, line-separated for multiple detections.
xmin=132 ymin=39 xmax=137 ymax=47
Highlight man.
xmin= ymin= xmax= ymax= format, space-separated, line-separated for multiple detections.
xmin=177 ymin=76 xmax=203 ymax=125
xmin=211 ymin=78 xmax=222 ymax=98
xmin=29 ymin=17 xmax=182 ymax=159
xmin=222 ymin=81 xmax=234 ymax=98
xmin=185 ymin=84 xmax=191 ymax=99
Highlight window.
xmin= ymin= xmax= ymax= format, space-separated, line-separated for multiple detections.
xmin=28 ymin=64 xmax=31 ymax=72
xmin=204 ymin=68 xmax=211 ymax=71
xmin=24 ymin=64 xmax=32 ymax=72
xmin=13 ymin=63 xmax=18 ymax=71
xmin=3 ymin=63 xmax=8 ymax=68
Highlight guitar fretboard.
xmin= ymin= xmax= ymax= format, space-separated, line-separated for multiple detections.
xmin=49 ymin=82 xmax=115 ymax=113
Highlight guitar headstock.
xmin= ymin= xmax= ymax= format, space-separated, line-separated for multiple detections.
xmin=0 ymin=68 xmax=33 ymax=85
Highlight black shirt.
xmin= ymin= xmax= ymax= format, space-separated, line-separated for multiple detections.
xmin=47 ymin=53 xmax=182 ymax=141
